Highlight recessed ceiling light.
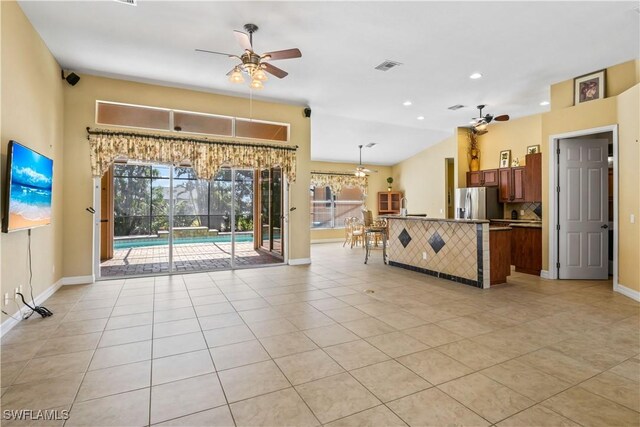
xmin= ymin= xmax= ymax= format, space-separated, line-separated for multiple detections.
xmin=403 ymin=100 xmax=412 ymax=106
xmin=540 ymin=101 xmax=550 ymax=106
xmin=469 ymin=73 xmax=482 ymax=79
xmin=417 ymin=116 xmax=425 ymax=121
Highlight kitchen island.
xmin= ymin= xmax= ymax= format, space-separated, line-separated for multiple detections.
xmin=382 ymin=216 xmax=491 ymax=289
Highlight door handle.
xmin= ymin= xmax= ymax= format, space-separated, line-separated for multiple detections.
xmin=600 ymin=224 xmax=609 ymax=229
xmin=100 ymin=219 xmax=109 ymax=223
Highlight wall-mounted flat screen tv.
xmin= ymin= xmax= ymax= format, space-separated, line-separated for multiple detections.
xmin=2 ymin=141 xmax=54 ymax=233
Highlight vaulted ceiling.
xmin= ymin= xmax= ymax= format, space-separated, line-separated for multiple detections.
xmin=19 ymin=1 xmax=639 ymax=165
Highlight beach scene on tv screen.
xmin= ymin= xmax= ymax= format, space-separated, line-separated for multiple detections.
xmin=8 ymin=143 xmax=53 ymax=231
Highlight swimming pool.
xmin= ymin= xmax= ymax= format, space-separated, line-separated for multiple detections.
xmin=114 ymin=234 xmax=254 ymax=249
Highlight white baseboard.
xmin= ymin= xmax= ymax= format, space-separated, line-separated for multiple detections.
xmin=540 ymin=270 xmax=550 ymax=279
xmin=311 ymin=238 xmax=344 ymax=244
xmin=614 ymin=282 xmax=640 ymax=302
xmin=1 ymin=278 xmax=63 ymax=338
xmin=61 ymin=275 xmax=95 ymax=285
xmin=288 ymin=258 xmax=312 ymax=266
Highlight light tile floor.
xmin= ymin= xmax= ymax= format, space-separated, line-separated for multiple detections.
xmin=1 ymin=243 xmax=639 ymax=426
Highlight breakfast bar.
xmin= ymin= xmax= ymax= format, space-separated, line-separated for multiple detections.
xmin=382 ymin=216 xmax=492 ymax=289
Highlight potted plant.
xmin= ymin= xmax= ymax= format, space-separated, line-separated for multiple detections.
xmin=386 ymin=177 xmax=393 ymax=191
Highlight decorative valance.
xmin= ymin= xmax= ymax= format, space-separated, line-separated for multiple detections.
xmin=310 ymin=171 xmax=368 ymax=195
xmin=86 ymin=128 xmax=298 ymax=182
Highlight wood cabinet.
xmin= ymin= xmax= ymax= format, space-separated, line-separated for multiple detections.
xmin=498 ymin=167 xmax=526 ymax=202
xmin=511 ymin=226 xmax=542 ymax=275
xmin=524 ymin=153 xmax=542 ymax=202
xmin=466 ymin=169 xmax=499 ymax=187
xmin=467 ymin=171 xmax=481 ymax=187
xmin=378 ymin=191 xmax=402 ymax=214
xmin=489 ymin=228 xmax=511 ymax=285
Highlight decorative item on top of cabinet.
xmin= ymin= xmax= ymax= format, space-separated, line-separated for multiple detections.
xmin=468 ymin=131 xmax=480 ymax=172
xmin=378 ymin=191 xmax=402 ymax=214
xmin=386 ymin=177 xmax=393 ymax=192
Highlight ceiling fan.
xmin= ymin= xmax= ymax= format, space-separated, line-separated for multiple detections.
xmin=196 ymin=23 xmax=302 ymax=90
xmin=470 ymin=104 xmax=510 ymax=135
xmin=351 ymin=145 xmax=378 ymax=177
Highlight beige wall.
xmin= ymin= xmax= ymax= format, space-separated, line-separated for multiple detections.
xmin=392 ymin=134 xmax=457 ymax=218
xmin=62 ymin=74 xmax=311 ymax=276
xmin=616 ymin=84 xmax=639 ymax=291
xmin=310 ymin=161 xmax=391 ymax=241
xmin=551 ymin=60 xmax=639 ymax=110
xmin=1 ymin=1 xmax=65 ymax=321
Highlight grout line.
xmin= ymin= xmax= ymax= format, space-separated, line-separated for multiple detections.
xmin=183 ymin=274 xmax=238 ymax=427
xmin=62 ymin=280 xmax=127 ymax=426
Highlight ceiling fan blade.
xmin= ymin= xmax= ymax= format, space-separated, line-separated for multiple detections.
xmin=195 ymin=48 xmax=237 ymax=58
xmin=262 ymin=62 xmax=288 ymax=79
xmin=262 ymin=48 xmax=302 ymax=61
xmin=234 ymin=30 xmax=252 ymax=51
xmin=495 ymin=114 xmax=510 ymax=122
xmin=226 ymin=67 xmax=238 ymax=76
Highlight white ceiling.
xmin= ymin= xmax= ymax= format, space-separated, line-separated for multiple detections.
xmin=18 ymin=1 xmax=639 ymax=165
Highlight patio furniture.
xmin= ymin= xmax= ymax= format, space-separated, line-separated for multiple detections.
xmin=343 ymin=217 xmax=365 ymax=248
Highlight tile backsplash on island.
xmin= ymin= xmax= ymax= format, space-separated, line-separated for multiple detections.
xmin=386 ymin=218 xmax=490 ymax=288
xmin=503 ymin=202 xmax=542 ymax=220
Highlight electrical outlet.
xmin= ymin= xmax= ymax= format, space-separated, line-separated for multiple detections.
xmin=14 ymin=288 xmax=19 ymax=301
xmin=18 ymin=285 xmax=23 ymax=295
xmin=4 ymin=293 xmax=9 ymax=306
xmin=631 ymin=214 xmax=636 ymax=224
xmin=520 ymin=210 xmax=525 ymax=216
xmin=422 ymin=252 xmax=427 ymax=260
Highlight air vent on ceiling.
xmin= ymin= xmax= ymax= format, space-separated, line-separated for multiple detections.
xmin=448 ymin=104 xmax=465 ymax=111
xmin=114 ymin=0 xmax=137 ymax=5
xmin=365 ymin=143 xmax=377 ymax=148
xmin=374 ymin=60 xmax=402 ymax=71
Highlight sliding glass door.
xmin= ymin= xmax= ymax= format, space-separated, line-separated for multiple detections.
xmin=100 ymin=163 xmax=284 ymax=278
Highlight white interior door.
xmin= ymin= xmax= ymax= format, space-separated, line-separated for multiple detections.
xmin=558 ymin=138 xmax=609 ymax=279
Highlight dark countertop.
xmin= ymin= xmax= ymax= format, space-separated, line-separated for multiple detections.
xmin=508 ymin=223 xmax=542 ymax=229
xmin=490 ymin=219 xmax=542 ymax=223
xmin=489 ymin=226 xmax=512 ymax=231
xmin=381 ymin=215 xmax=489 ymax=224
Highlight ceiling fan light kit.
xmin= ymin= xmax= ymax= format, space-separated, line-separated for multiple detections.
xmin=198 ymin=23 xmax=302 ymax=90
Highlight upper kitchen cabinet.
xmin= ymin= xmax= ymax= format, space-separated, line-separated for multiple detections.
xmin=466 ymin=169 xmax=499 ymax=187
xmin=499 ymin=167 xmax=526 ymax=202
xmin=524 ymin=153 xmax=542 ymax=202
xmin=497 ymin=153 xmax=542 ymax=203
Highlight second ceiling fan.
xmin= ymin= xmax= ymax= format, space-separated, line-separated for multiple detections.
xmin=351 ymin=145 xmax=378 ymax=177
xmin=196 ymin=23 xmax=302 ymax=90
xmin=470 ymin=104 xmax=510 ymax=135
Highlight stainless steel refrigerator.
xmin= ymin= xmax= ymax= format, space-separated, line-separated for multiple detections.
xmin=455 ymin=187 xmax=502 ymax=220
